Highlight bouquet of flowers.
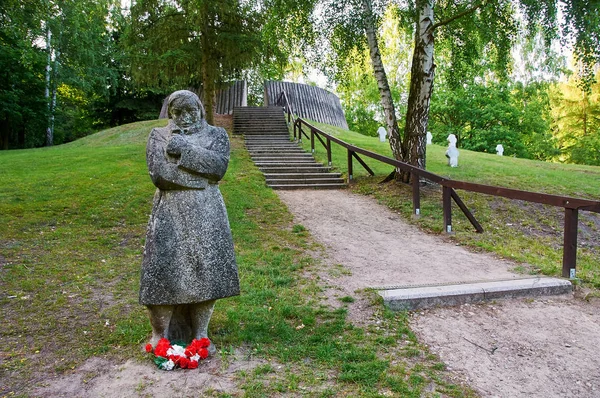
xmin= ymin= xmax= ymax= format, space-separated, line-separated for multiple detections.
xmin=145 ymin=337 xmax=211 ymax=370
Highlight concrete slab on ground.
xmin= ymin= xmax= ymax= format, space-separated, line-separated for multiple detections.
xmin=379 ymin=277 xmax=572 ymax=310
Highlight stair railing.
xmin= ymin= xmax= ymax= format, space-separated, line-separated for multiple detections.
xmin=280 ymin=104 xmax=600 ymax=280
xmin=275 ymin=90 xmax=296 ymax=126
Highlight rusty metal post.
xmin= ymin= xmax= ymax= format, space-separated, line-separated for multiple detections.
xmin=412 ymin=173 xmax=420 ymax=217
xmin=562 ymin=208 xmax=579 ymax=278
xmin=327 ymin=138 xmax=332 ymax=166
xmin=347 ymin=150 xmax=353 ymax=183
xmin=443 ymin=186 xmax=452 ymax=233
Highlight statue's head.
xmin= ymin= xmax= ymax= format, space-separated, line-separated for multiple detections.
xmin=168 ymin=90 xmax=205 ymax=131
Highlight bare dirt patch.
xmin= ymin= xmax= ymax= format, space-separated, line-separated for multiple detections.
xmin=33 ymin=347 xmax=266 ymax=397
xmin=277 ymin=190 xmax=521 ymax=291
xmin=411 ymin=297 xmax=600 ymax=397
xmin=276 ymin=189 xmax=600 ymax=398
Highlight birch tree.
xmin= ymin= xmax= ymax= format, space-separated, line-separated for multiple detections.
xmin=0 ymin=0 xmax=47 ymax=149
xmin=1 ymin=0 xmax=117 ymax=148
xmin=43 ymin=0 xmax=119 ymax=146
xmin=361 ymin=0 xmax=404 ymax=167
xmin=321 ymin=0 xmax=600 ymax=181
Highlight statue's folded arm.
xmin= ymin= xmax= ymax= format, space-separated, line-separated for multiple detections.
xmin=147 ymin=129 xmax=209 ymax=190
xmin=177 ymin=128 xmax=230 ymax=182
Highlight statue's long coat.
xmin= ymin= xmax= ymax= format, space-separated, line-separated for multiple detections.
xmin=139 ymin=120 xmax=239 ymax=305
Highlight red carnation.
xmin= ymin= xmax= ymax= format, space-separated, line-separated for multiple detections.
xmin=198 ymin=338 xmax=211 ymax=348
xmin=188 ymin=360 xmax=199 ymax=369
xmin=155 ymin=345 xmax=168 ymax=358
xmin=199 ymin=348 xmax=209 ymax=359
xmin=185 ymin=347 xmax=196 ymax=357
xmin=179 ymin=357 xmax=190 ymax=369
xmin=145 ymin=344 xmax=153 ymax=353
xmin=154 ymin=338 xmax=171 ymax=357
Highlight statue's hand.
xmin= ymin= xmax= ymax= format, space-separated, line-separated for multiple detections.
xmin=166 ymin=134 xmax=187 ymax=156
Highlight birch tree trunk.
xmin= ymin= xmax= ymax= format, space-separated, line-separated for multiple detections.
xmin=201 ymin=3 xmax=215 ymax=125
xmin=50 ymin=46 xmax=60 ymax=141
xmin=402 ymin=0 xmax=435 ymax=178
xmin=45 ymin=26 xmax=53 ymax=146
xmin=362 ymin=0 xmax=404 ymax=166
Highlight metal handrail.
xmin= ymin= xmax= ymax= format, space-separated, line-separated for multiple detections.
xmin=275 ymin=90 xmax=296 ymax=125
xmin=278 ymin=98 xmax=599 ymax=279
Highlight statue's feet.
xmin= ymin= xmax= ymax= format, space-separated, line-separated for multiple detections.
xmin=149 ymin=333 xmax=163 ymax=348
xmin=207 ymin=342 xmax=217 ymax=356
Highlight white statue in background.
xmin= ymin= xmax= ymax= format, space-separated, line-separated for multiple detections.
xmin=377 ymin=126 xmax=387 ymax=142
xmin=496 ymin=144 xmax=504 ymax=156
xmin=445 ymin=134 xmax=459 ymax=167
xmin=426 ymin=131 xmax=432 ymax=145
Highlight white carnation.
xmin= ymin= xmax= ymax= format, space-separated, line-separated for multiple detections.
xmin=166 ymin=344 xmax=186 ymax=357
xmin=161 ymin=359 xmax=175 ymax=371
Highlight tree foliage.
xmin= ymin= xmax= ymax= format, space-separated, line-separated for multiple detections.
xmin=551 ymin=70 xmax=600 ymax=165
xmin=334 ymin=6 xmax=411 ymax=136
xmin=124 ymin=0 xmax=264 ymax=122
xmin=45 ymin=0 xmax=121 ymax=145
xmin=0 ymin=0 xmax=121 ymax=148
xmin=430 ymin=80 xmax=558 ymax=160
xmin=316 ymin=0 xmax=600 ymax=172
xmin=124 ymin=0 xmax=317 ymax=119
xmin=0 ymin=0 xmax=48 ymax=149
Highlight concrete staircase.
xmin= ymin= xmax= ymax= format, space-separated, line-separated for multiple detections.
xmin=234 ymin=106 xmax=346 ymax=190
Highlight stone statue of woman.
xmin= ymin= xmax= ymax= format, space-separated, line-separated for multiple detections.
xmin=139 ymin=90 xmax=239 ymax=354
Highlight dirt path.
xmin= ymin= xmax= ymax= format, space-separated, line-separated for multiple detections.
xmin=277 ymin=189 xmax=600 ymax=398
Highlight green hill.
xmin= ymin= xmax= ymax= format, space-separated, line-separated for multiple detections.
xmin=0 ymin=120 xmax=477 ymax=397
xmin=304 ymin=120 xmax=600 ymax=198
xmin=0 ymin=118 xmax=597 ymax=396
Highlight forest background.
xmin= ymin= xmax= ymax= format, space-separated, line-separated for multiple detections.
xmin=1 ymin=0 xmax=598 ymax=166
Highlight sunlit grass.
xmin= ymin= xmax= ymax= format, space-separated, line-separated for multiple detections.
xmin=0 ymin=119 xmax=474 ymax=397
xmin=296 ymin=119 xmax=600 ymax=286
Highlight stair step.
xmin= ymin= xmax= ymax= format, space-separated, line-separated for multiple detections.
xmin=263 ymin=172 xmax=343 ymax=179
xmin=259 ymin=166 xmax=333 ymax=173
xmin=246 ymin=143 xmax=295 ymax=147
xmin=234 ymin=106 xmax=345 ymax=190
xmin=252 ymin=155 xmax=315 ymax=160
xmin=255 ymin=161 xmax=322 ymax=166
xmin=269 ymin=183 xmax=347 ymax=190
xmin=245 ymin=141 xmax=297 ymax=145
xmin=248 ymin=149 xmax=307 ymax=154
xmin=246 ymin=147 xmax=301 ymax=151
xmin=266 ymin=178 xmax=345 ymax=184
xmin=237 ymin=125 xmax=286 ymax=128
xmin=245 ymin=135 xmax=292 ymax=140
xmin=247 ymin=148 xmax=304 ymax=153
xmin=246 ymin=146 xmax=303 ymax=151
xmin=241 ymin=134 xmax=289 ymax=136
xmin=245 ymin=138 xmax=292 ymax=142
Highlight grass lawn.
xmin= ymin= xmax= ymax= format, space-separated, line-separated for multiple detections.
xmin=297 ymin=119 xmax=600 ymax=288
xmin=0 ymin=119 xmax=473 ymax=397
